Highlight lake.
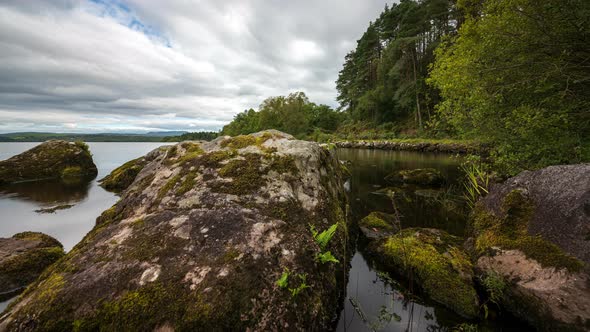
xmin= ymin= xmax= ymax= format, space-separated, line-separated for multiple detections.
xmin=0 ymin=143 xmax=532 ymax=330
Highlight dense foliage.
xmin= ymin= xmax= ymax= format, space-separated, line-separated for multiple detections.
xmin=221 ymin=92 xmax=343 ymax=138
xmin=336 ymin=0 xmax=456 ymax=131
xmin=429 ymin=0 xmax=590 ymax=174
xmin=333 ymin=0 xmax=589 ymax=174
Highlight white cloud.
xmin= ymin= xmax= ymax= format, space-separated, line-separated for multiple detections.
xmin=0 ymin=0 xmax=391 ymax=133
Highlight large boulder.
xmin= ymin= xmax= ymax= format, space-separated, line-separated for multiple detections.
xmin=0 ymin=130 xmax=349 ymax=331
xmin=99 ymin=146 xmax=171 ymax=193
xmin=369 ymin=228 xmax=479 ymax=318
xmin=470 ymin=164 xmax=590 ymax=331
xmin=0 ymin=140 xmax=97 ymax=184
xmin=0 ymin=232 xmax=64 ymax=298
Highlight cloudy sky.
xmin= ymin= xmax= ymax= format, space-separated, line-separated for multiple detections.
xmin=0 ymin=0 xmax=390 ymax=133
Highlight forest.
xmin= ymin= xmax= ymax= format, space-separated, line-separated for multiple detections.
xmin=220 ymin=0 xmax=589 ymax=175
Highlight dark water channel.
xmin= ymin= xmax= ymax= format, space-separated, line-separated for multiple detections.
xmin=334 ymin=148 xmax=534 ymax=332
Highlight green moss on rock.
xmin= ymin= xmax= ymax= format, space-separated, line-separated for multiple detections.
xmin=99 ymin=157 xmax=144 ymax=193
xmin=374 ymin=228 xmax=479 ymax=318
xmin=385 ymin=168 xmax=445 ymax=186
xmin=472 ymin=190 xmax=583 ymax=272
xmin=0 ymin=140 xmax=97 ymax=184
xmin=0 ymin=232 xmax=65 ymax=295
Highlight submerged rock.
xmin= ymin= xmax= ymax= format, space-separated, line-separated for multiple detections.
xmin=384 ymin=168 xmax=445 ymax=187
xmin=358 ymin=212 xmax=399 ymax=240
xmin=0 ymin=130 xmax=349 ymax=331
xmin=471 ymin=164 xmax=590 ymax=331
xmin=0 ymin=140 xmax=97 ymax=184
xmin=0 ymin=232 xmax=64 ymax=298
xmin=369 ymin=228 xmax=479 ymax=318
xmin=99 ymin=146 xmax=171 ymax=193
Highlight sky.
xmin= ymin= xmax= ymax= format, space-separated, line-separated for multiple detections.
xmin=0 ymin=0 xmax=390 ymax=133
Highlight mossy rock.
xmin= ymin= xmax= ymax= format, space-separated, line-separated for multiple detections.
xmin=0 ymin=140 xmax=97 ymax=184
xmin=0 ymin=232 xmax=65 ymax=297
xmin=371 ymin=228 xmax=479 ymax=318
xmin=471 ymin=164 xmax=590 ymax=330
xmin=100 ymin=146 xmax=171 ymax=193
xmin=358 ymin=212 xmax=399 ymax=240
xmin=384 ymin=168 xmax=445 ymax=187
xmin=0 ymin=130 xmax=350 ymax=331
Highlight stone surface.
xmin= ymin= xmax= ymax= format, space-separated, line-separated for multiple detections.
xmin=0 ymin=130 xmax=349 ymax=331
xmin=369 ymin=228 xmax=479 ymax=318
xmin=385 ymin=168 xmax=445 ymax=186
xmin=99 ymin=146 xmax=171 ymax=193
xmin=358 ymin=211 xmax=399 ymax=240
xmin=471 ymin=163 xmax=590 ymax=331
xmin=0 ymin=140 xmax=97 ymax=184
xmin=0 ymin=232 xmax=64 ymax=298
xmin=334 ymin=140 xmax=485 ymax=154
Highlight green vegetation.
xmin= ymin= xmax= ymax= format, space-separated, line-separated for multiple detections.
xmin=221 ymin=92 xmax=344 ymax=138
xmin=162 ymin=131 xmax=219 ymax=142
xmin=275 ymin=268 xmax=310 ymax=298
xmin=61 ymin=166 xmax=83 ymax=178
xmin=310 ymin=224 xmax=340 ymax=265
xmin=462 ymin=162 xmax=490 ymax=208
xmin=359 ymin=212 xmax=395 ymax=232
xmin=99 ymin=157 xmax=145 ymax=193
xmin=472 ymin=190 xmax=584 ymax=272
xmin=380 ymin=228 xmax=479 ymax=318
xmin=429 ymin=0 xmax=590 ymax=174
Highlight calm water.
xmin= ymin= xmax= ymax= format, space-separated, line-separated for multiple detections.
xmin=335 ymin=148 xmax=533 ymax=332
xmin=0 ymin=142 xmax=170 ymax=311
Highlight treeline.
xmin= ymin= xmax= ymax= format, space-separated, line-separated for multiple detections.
xmin=162 ymin=132 xmax=219 ymax=142
xmin=221 ymin=92 xmax=343 ymax=138
xmin=336 ymin=0 xmax=589 ymax=174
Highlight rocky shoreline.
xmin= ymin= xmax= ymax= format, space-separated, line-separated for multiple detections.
xmin=334 ymin=140 xmax=486 ymax=154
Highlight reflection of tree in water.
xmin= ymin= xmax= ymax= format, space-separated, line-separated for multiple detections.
xmin=0 ymin=175 xmax=94 ymax=206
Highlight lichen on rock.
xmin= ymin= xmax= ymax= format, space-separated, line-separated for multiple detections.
xmin=0 ymin=232 xmax=65 ymax=299
xmin=369 ymin=228 xmax=480 ymax=318
xmin=0 ymin=130 xmax=349 ymax=331
xmin=0 ymin=140 xmax=97 ymax=184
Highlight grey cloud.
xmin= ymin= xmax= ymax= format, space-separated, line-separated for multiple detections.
xmin=0 ymin=0 xmax=390 ymax=133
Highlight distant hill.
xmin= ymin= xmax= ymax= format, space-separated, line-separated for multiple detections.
xmin=145 ymin=131 xmax=188 ymax=137
xmin=0 ymin=132 xmax=163 ymax=142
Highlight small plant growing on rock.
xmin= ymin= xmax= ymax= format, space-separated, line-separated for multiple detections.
xmin=480 ymin=271 xmax=507 ymax=318
xmin=289 ymin=273 xmax=310 ymax=297
xmin=276 ymin=268 xmax=290 ymax=289
xmin=310 ymin=224 xmax=339 ymax=264
xmin=310 ymin=224 xmax=337 ymax=250
xmin=462 ymin=162 xmax=490 ymax=208
xmin=316 ymin=251 xmax=339 ymax=264
xmin=276 ymin=268 xmax=310 ymax=298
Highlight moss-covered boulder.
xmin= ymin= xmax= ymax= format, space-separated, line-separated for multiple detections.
xmin=370 ymin=228 xmax=479 ymax=318
xmin=358 ymin=211 xmax=399 ymax=239
xmin=99 ymin=146 xmax=171 ymax=193
xmin=471 ymin=164 xmax=590 ymax=331
xmin=0 ymin=140 xmax=97 ymax=184
xmin=384 ymin=168 xmax=445 ymax=186
xmin=0 ymin=232 xmax=64 ymax=298
xmin=0 ymin=130 xmax=349 ymax=331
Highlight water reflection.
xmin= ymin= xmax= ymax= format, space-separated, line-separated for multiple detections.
xmin=335 ymin=148 xmax=533 ymax=331
xmin=0 ymin=176 xmax=94 ymax=206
